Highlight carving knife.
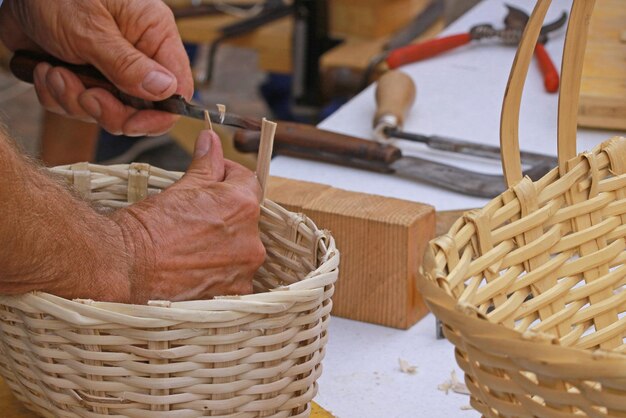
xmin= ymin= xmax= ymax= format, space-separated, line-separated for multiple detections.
xmin=9 ymin=50 xmax=262 ymax=131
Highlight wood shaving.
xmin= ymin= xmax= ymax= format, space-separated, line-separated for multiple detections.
xmin=460 ymin=405 xmax=473 ymax=410
xmin=437 ymin=370 xmax=470 ymax=395
xmin=216 ymin=104 xmax=226 ymax=124
xmin=398 ymin=358 xmax=417 ymax=375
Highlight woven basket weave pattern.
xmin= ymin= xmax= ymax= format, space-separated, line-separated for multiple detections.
xmin=0 ymin=163 xmax=339 ymax=417
xmin=424 ymin=138 xmax=626 ymax=416
xmin=420 ymin=0 xmax=626 ymax=415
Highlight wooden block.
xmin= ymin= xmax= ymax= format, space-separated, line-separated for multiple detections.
xmin=266 ymin=176 xmax=435 ymax=329
xmin=265 ymin=176 xmax=331 ymax=212
xmin=329 ymin=0 xmax=431 ymax=39
xmin=578 ymin=0 xmax=626 ymax=130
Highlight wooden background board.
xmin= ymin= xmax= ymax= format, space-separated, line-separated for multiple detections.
xmin=578 ymin=0 xmax=626 ymax=130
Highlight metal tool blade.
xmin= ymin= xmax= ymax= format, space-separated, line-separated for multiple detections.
xmin=391 ymin=156 xmax=555 ymax=198
xmin=152 ymin=95 xmax=262 ymax=131
xmin=385 ymin=127 xmax=558 ymax=166
xmin=391 ymin=156 xmax=507 ymax=198
xmin=504 ymin=4 xmax=567 ymax=35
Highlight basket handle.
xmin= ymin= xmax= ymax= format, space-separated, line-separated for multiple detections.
xmin=500 ymin=0 xmax=596 ymax=186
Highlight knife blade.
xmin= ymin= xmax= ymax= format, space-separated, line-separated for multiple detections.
xmin=9 ymin=50 xmax=262 ymax=131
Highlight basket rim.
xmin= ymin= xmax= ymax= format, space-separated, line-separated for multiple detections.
xmin=0 ymin=243 xmax=338 ymax=324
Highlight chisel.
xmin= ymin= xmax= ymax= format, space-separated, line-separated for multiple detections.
xmin=373 ymin=70 xmax=558 ymax=166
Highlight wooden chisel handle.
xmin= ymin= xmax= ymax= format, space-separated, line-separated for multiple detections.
xmin=234 ymin=121 xmax=402 ymax=170
xmin=373 ymin=70 xmax=416 ymax=135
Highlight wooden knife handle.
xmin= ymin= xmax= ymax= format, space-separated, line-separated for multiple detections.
xmin=9 ymin=50 xmax=156 ymax=109
xmin=374 ymin=70 xmax=416 ymax=129
xmin=234 ymin=121 xmax=401 ymax=165
xmin=10 ymin=50 xmax=117 ymax=93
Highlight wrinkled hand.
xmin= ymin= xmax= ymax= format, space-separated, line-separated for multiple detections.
xmin=111 ymin=130 xmax=265 ymax=303
xmin=0 ymin=0 xmax=193 ymax=136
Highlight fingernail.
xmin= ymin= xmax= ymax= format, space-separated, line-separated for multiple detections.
xmin=34 ymin=63 xmax=51 ymax=86
xmin=194 ymin=131 xmax=212 ymax=157
xmin=49 ymin=71 xmax=65 ymax=97
xmin=81 ymin=95 xmax=102 ymax=119
xmin=142 ymin=71 xmax=174 ymax=96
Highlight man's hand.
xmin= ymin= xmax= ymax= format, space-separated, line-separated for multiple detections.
xmin=0 ymin=0 xmax=193 ymax=136
xmin=0 ymin=127 xmax=264 ymax=303
xmin=112 ymin=130 xmax=266 ymax=303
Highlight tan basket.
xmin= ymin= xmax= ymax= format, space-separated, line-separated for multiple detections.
xmin=420 ymin=0 xmax=626 ymax=417
xmin=0 ymin=162 xmax=339 ymax=417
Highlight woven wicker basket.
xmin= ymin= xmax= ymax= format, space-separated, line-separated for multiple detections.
xmin=0 ymin=162 xmax=339 ymax=417
xmin=420 ymin=1 xmax=626 ymax=417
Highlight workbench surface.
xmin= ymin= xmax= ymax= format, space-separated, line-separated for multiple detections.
xmin=272 ymin=0 xmax=625 ymax=417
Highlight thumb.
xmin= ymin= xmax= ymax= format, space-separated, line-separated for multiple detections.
xmin=84 ymin=31 xmax=177 ymax=101
xmin=185 ymin=130 xmax=226 ymax=183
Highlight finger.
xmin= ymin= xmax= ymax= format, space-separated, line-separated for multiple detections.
xmin=78 ymin=89 xmax=177 ymax=136
xmin=45 ymin=67 xmax=95 ymax=123
xmin=82 ymin=27 xmax=177 ymax=102
xmin=134 ymin=13 xmax=194 ymax=100
xmin=223 ymin=160 xmax=263 ymax=202
xmin=32 ymin=63 xmax=65 ymax=115
xmin=184 ymin=130 xmax=226 ymax=183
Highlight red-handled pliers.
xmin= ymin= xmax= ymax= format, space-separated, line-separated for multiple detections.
xmin=385 ymin=5 xmax=567 ymax=93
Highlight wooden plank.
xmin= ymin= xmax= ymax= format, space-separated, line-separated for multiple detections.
xmin=329 ymin=0 xmax=431 ymax=39
xmin=176 ymin=16 xmax=292 ymax=73
xmin=578 ymin=0 xmax=626 ymax=130
xmin=267 ymin=176 xmax=435 ymax=329
xmin=175 ymin=1 xmax=442 ymax=75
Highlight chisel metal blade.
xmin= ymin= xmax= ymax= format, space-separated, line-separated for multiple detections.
xmin=151 ymin=95 xmax=262 ymax=131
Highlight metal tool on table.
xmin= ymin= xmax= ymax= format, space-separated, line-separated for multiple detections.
xmin=380 ymin=4 xmax=567 ymax=93
xmin=373 ymin=70 xmax=558 ymax=169
xmin=10 ymin=50 xmax=554 ymax=198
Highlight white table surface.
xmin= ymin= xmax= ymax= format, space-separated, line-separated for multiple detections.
xmin=272 ymin=1 xmax=625 ymax=417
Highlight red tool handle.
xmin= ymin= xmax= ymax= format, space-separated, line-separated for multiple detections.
xmin=534 ymin=43 xmax=559 ymax=93
xmin=385 ymin=33 xmax=472 ymax=69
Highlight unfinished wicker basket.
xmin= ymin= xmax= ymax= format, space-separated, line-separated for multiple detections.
xmin=420 ymin=0 xmax=626 ymax=417
xmin=0 ymin=161 xmax=339 ymax=417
